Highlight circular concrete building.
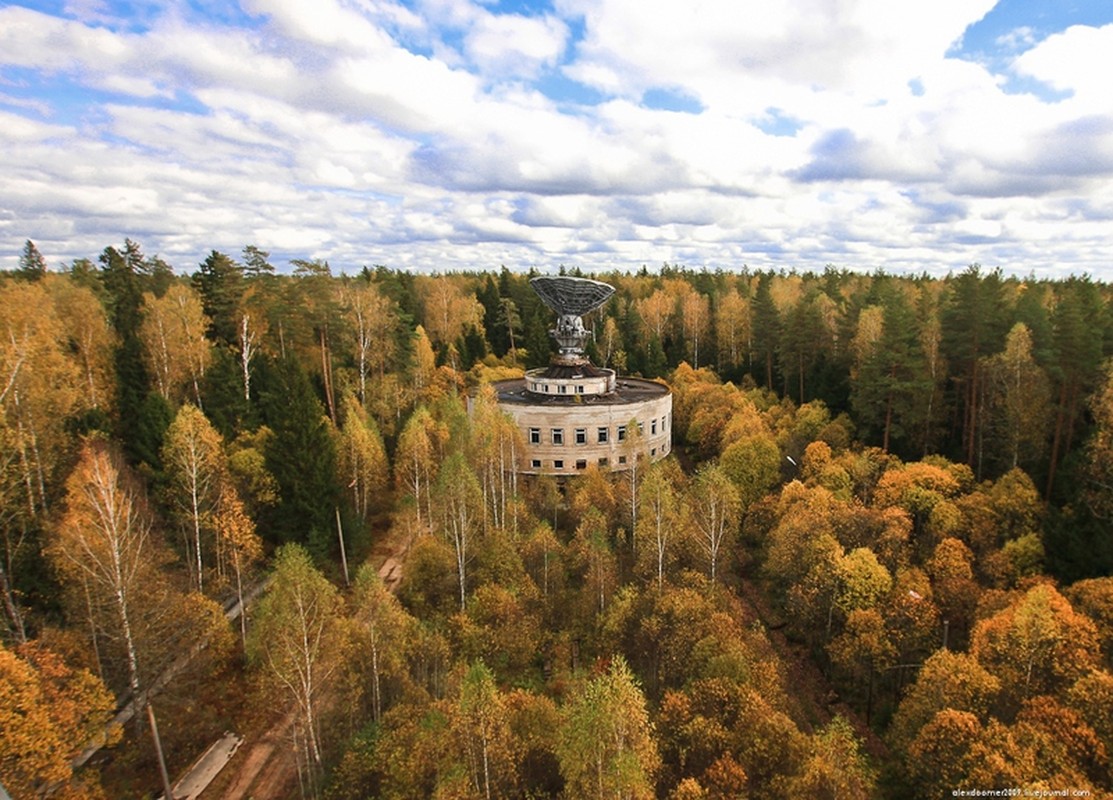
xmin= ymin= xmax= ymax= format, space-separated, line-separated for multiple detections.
xmin=493 ymin=276 xmax=672 ymax=476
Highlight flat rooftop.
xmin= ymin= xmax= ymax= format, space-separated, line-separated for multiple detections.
xmin=493 ymin=376 xmax=669 ymax=406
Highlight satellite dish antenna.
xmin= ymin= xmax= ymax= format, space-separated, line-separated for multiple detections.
xmin=530 ymin=276 xmax=615 ymax=357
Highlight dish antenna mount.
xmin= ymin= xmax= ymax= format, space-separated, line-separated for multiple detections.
xmin=530 ymin=276 xmax=615 ymax=357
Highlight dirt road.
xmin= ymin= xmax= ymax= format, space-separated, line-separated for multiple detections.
xmin=207 ymin=525 xmax=412 ymax=800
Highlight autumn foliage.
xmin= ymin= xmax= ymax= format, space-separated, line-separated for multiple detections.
xmin=1 ymin=252 xmax=1112 ymax=798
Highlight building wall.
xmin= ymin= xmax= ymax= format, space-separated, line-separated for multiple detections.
xmin=498 ymin=392 xmax=672 ymax=475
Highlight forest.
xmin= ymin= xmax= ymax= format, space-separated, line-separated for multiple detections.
xmin=2 ymin=237 xmax=1113 ymax=800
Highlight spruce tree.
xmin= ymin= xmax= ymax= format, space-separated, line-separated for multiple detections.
xmin=258 ymin=356 xmax=339 ymax=552
xmin=193 ymin=250 xmax=244 ymax=346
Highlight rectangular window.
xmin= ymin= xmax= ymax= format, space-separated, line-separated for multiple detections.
xmin=554 ymin=459 xmax=564 ymax=470
xmin=558 ymin=385 xmax=567 ymax=394
xmin=617 ymin=424 xmax=627 ymax=442
xmin=618 ymin=455 xmax=627 ymax=465
xmin=529 ymin=427 xmax=540 ymax=444
xmin=651 ymin=419 xmax=658 ymax=435
xmin=575 ymin=428 xmax=587 ymax=445
xmin=662 ymin=415 xmax=668 ymax=431
xmin=551 ymin=429 xmax=564 ymax=445
xmin=637 ymin=421 xmax=645 ymax=435
xmin=598 ymin=457 xmax=609 ymax=467
xmin=531 ymin=459 xmax=542 ymax=469
xmin=576 ymin=385 xmax=584 ymax=394
xmin=575 ymin=459 xmax=587 ymax=470
xmin=597 ymin=427 xmax=608 ymax=443
xmin=651 ymin=447 xmax=657 ymax=457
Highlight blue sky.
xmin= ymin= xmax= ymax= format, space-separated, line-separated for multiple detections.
xmin=2 ymin=0 xmax=1112 ymax=276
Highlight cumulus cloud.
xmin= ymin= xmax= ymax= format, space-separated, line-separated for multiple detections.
xmin=1 ymin=0 xmax=1112 ymax=277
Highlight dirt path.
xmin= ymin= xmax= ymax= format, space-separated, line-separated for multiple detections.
xmin=205 ymin=523 xmax=413 ymax=800
xmin=216 ymin=705 xmax=299 ymax=800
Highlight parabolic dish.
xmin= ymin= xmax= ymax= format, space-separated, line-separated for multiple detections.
xmin=530 ymin=276 xmax=615 ymax=316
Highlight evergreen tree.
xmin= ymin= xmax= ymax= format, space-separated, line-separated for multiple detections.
xmin=751 ymin=274 xmax=781 ymax=390
xmin=478 ymin=275 xmax=507 ymax=357
xmin=16 ymin=239 xmax=47 ymax=281
xmin=242 ymin=244 xmax=275 ymax=280
xmin=200 ymin=346 xmax=253 ymax=438
xmin=100 ymin=243 xmax=156 ymax=466
xmin=192 ymin=250 xmax=244 ymax=347
xmin=940 ymin=266 xmax=1008 ymax=468
xmin=523 ymin=308 xmax=552 ymax=369
xmin=144 ymin=255 xmax=175 ymax=298
xmin=258 ymin=355 xmax=339 ymax=552
xmin=852 ymin=287 xmax=930 ymax=457
xmin=1045 ymin=277 xmax=1106 ymax=498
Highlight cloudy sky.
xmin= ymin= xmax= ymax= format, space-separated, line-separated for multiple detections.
xmin=2 ymin=0 xmax=1112 ymax=276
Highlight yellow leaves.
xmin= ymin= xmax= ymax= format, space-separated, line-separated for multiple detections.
xmin=412 ymin=324 xmax=437 ymax=394
xmin=139 ymin=283 xmax=211 ymax=404
xmin=1066 ymin=670 xmax=1113 ymax=758
xmin=719 ymin=433 xmax=780 ymax=508
xmin=452 ymin=584 xmax=541 ymax=679
xmin=214 ymin=486 xmax=262 ymax=566
xmin=765 ymin=483 xmax=838 ymax=588
xmin=248 ymin=544 xmax=345 ymax=766
xmin=226 ymin=427 xmax=279 ymax=511
xmin=568 ymin=464 xmax=618 ymax=522
xmin=1065 ymin=577 xmax=1113 ymax=663
xmin=416 ymin=276 xmax=484 ymax=353
xmin=51 ymin=439 xmax=154 ymax=591
xmin=557 ymin=656 xmax=660 ymax=800
xmin=174 ymin=590 xmax=236 ymax=662
xmin=984 ymin=322 xmax=1052 ymax=470
xmin=338 ymin=393 xmax=390 ymax=521
xmin=889 ymin=649 xmax=1000 ymax=753
xmin=904 ymin=697 xmax=1108 ymax=797
xmin=1085 ymin=360 xmax=1113 ymax=521
xmin=905 ymin=709 xmax=982 ymax=799
xmin=636 ymin=288 xmax=675 ymax=340
xmin=1 ymin=645 xmax=75 ymax=793
xmin=42 ymin=274 xmax=113 ymax=412
xmin=466 ymin=359 xmax=524 ymax=385
xmin=0 ymin=278 xmax=81 ymax=519
xmin=0 ymin=641 xmax=115 ymax=799
xmin=851 ymin=305 xmax=884 ymax=372
xmin=162 ymin=403 xmax=226 ymax=591
xmin=874 ymin=461 xmax=961 ymax=511
xmin=971 ymin=583 xmax=1101 ymax=703
xmin=714 ymin=287 xmax=750 ymax=371
xmin=787 ymin=716 xmax=875 ymax=800
xmin=338 ymin=278 xmax=398 ymax=392
xmin=835 ymin=548 xmax=892 ymax=615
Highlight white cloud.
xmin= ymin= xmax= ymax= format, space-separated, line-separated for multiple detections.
xmin=465 ymin=13 xmax=569 ymax=76
xmin=563 ymin=0 xmax=997 ymax=111
xmin=0 ymin=6 xmax=131 ymax=71
xmin=2 ymin=0 xmax=1113 ymax=278
xmin=240 ymin=0 xmax=393 ymax=51
xmin=1011 ymin=23 xmax=1113 ymax=111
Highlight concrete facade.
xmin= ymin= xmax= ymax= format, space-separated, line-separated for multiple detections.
xmin=493 ymin=275 xmax=673 ymax=477
xmin=493 ymin=375 xmax=672 ymax=476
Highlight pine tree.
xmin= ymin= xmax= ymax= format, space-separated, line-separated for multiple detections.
xmin=17 ymin=239 xmax=48 ymax=281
